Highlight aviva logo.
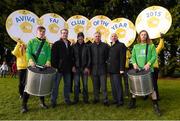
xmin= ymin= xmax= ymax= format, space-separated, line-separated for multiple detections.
xmin=16 ymin=16 xmax=35 ymax=23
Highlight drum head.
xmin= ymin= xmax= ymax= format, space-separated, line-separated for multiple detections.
xmin=28 ymin=67 xmax=56 ymax=74
xmin=128 ymin=69 xmax=150 ymax=76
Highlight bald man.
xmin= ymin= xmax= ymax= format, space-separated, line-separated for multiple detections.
xmin=107 ymin=33 xmax=126 ymax=107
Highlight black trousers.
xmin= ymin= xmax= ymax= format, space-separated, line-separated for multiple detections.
xmin=110 ymin=74 xmax=124 ymax=103
xmin=92 ymin=74 xmax=108 ymax=103
xmin=70 ymin=72 xmax=73 ymax=92
xmin=18 ymin=69 xmax=27 ymax=96
xmin=121 ymin=68 xmax=129 ymax=97
xmin=153 ymin=68 xmax=159 ymax=99
xmin=22 ymin=92 xmax=45 ymax=106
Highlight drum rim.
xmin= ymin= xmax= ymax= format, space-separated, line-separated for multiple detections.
xmin=24 ymin=89 xmax=52 ymax=97
xmin=27 ymin=67 xmax=57 ymax=74
xmin=127 ymin=72 xmax=151 ymax=77
xmin=127 ymin=69 xmax=151 ymax=76
xmin=130 ymin=90 xmax=153 ymax=96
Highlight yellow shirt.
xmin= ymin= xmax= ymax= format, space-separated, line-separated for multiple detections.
xmin=125 ymin=49 xmax=131 ymax=68
xmin=153 ymin=38 xmax=164 ymax=68
xmin=12 ymin=42 xmax=28 ymax=70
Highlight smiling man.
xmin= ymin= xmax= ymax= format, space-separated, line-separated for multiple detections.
xmin=22 ymin=26 xmax=51 ymax=113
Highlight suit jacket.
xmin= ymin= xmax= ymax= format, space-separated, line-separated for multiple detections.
xmin=107 ymin=41 xmax=126 ymax=74
xmin=72 ymin=42 xmax=91 ymax=70
xmin=51 ymin=39 xmax=73 ymax=73
xmin=90 ymin=42 xmax=109 ymax=75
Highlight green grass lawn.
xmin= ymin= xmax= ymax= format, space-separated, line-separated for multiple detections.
xmin=0 ymin=76 xmax=180 ymax=120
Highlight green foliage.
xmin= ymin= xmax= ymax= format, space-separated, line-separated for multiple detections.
xmin=161 ymin=4 xmax=180 ymax=76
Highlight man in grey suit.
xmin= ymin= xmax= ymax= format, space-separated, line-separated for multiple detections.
xmin=90 ymin=32 xmax=109 ymax=106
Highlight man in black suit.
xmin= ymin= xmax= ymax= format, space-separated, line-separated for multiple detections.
xmin=72 ymin=32 xmax=91 ymax=104
xmin=90 ymin=31 xmax=109 ymax=106
xmin=51 ymin=29 xmax=73 ymax=107
xmin=107 ymin=33 xmax=126 ymax=107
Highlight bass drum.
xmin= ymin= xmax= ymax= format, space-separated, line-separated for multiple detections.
xmin=25 ymin=66 xmax=56 ymax=96
xmin=127 ymin=69 xmax=153 ymax=96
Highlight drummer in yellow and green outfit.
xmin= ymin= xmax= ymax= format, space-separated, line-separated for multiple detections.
xmin=21 ymin=26 xmax=51 ymax=113
xmin=153 ymin=36 xmax=164 ymax=100
xmin=128 ymin=30 xmax=161 ymax=116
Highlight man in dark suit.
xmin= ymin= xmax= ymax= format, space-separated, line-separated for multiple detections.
xmin=107 ymin=33 xmax=126 ymax=107
xmin=72 ymin=32 xmax=91 ymax=104
xmin=51 ymin=29 xmax=73 ymax=107
xmin=90 ymin=31 xmax=109 ymax=106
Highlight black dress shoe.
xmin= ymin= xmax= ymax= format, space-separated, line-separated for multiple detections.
xmin=104 ymin=102 xmax=110 ymax=107
xmin=143 ymin=95 xmax=149 ymax=100
xmin=51 ymin=102 xmax=56 ymax=108
xmin=116 ymin=102 xmax=124 ymax=107
xmin=93 ymin=100 xmax=99 ymax=104
xmin=111 ymin=101 xmax=118 ymax=105
xmin=40 ymin=103 xmax=48 ymax=109
xmin=128 ymin=98 xmax=136 ymax=109
xmin=153 ymin=104 xmax=161 ymax=116
xmin=157 ymin=98 xmax=161 ymax=101
xmin=65 ymin=101 xmax=73 ymax=105
xmin=21 ymin=108 xmax=28 ymax=113
xmin=21 ymin=105 xmax=28 ymax=113
xmin=84 ymin=100 xmax=90 ymax=104
xmin=73 ymin=100 xmax=79 ymax=104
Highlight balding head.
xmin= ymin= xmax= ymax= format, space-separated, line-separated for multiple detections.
xmin=111 ymin=33 xmax=118 ymax=42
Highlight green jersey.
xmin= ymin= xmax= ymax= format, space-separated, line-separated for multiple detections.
xmin=131 ymin=43 xmax=157 ymax=72
xmin=26 ymin=37 xmax=51 ymax=66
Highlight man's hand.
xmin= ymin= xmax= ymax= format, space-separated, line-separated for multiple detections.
xmin=133 ymin=64 xmax=139 ymax=70
xmin=120 ymin=71 xmax=124 ymax=74
xmin=45 ymin=63 xmax=51 ymax=67
xmin=160 ymin=33 xmax=164 ymax=38
xmin=29 ymin=61 xmax=35 ymax=67
xmin=72 ymin=66 xmax=76 ymax=73
xmin=144 ymin=63 xmax=150 ymax=70
xmin=84 ymin=68 xmax=90 ymax=75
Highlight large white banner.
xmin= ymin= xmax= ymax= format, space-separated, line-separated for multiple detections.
xmin=6 ymin=10 xmax=39 ymax=44
xmin=6 ymin=6 xmax=172 ymax=46
xmin=135 ymin=6 xmax=172 ymax=39
xmin=39 ymin=13 xmax=66 ymax=43
xmin=67 ymin=15 xmax=89 ymax=43
xmin=108 ymin=18 xmax=136 ymax=47
xmin=86 ymin=15 xmax=111 ymax=43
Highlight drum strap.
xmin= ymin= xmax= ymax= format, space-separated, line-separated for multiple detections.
xmin=33 ymin=39 xmax=45 ymax=62
xmin=145 ymin=44 xmax=149 ymax=65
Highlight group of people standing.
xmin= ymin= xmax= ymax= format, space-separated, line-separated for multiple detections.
xmin=11 ymin=26 xmax=162 ymax=116
xmin=51 ymin=29 xmax=127 ymax=108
